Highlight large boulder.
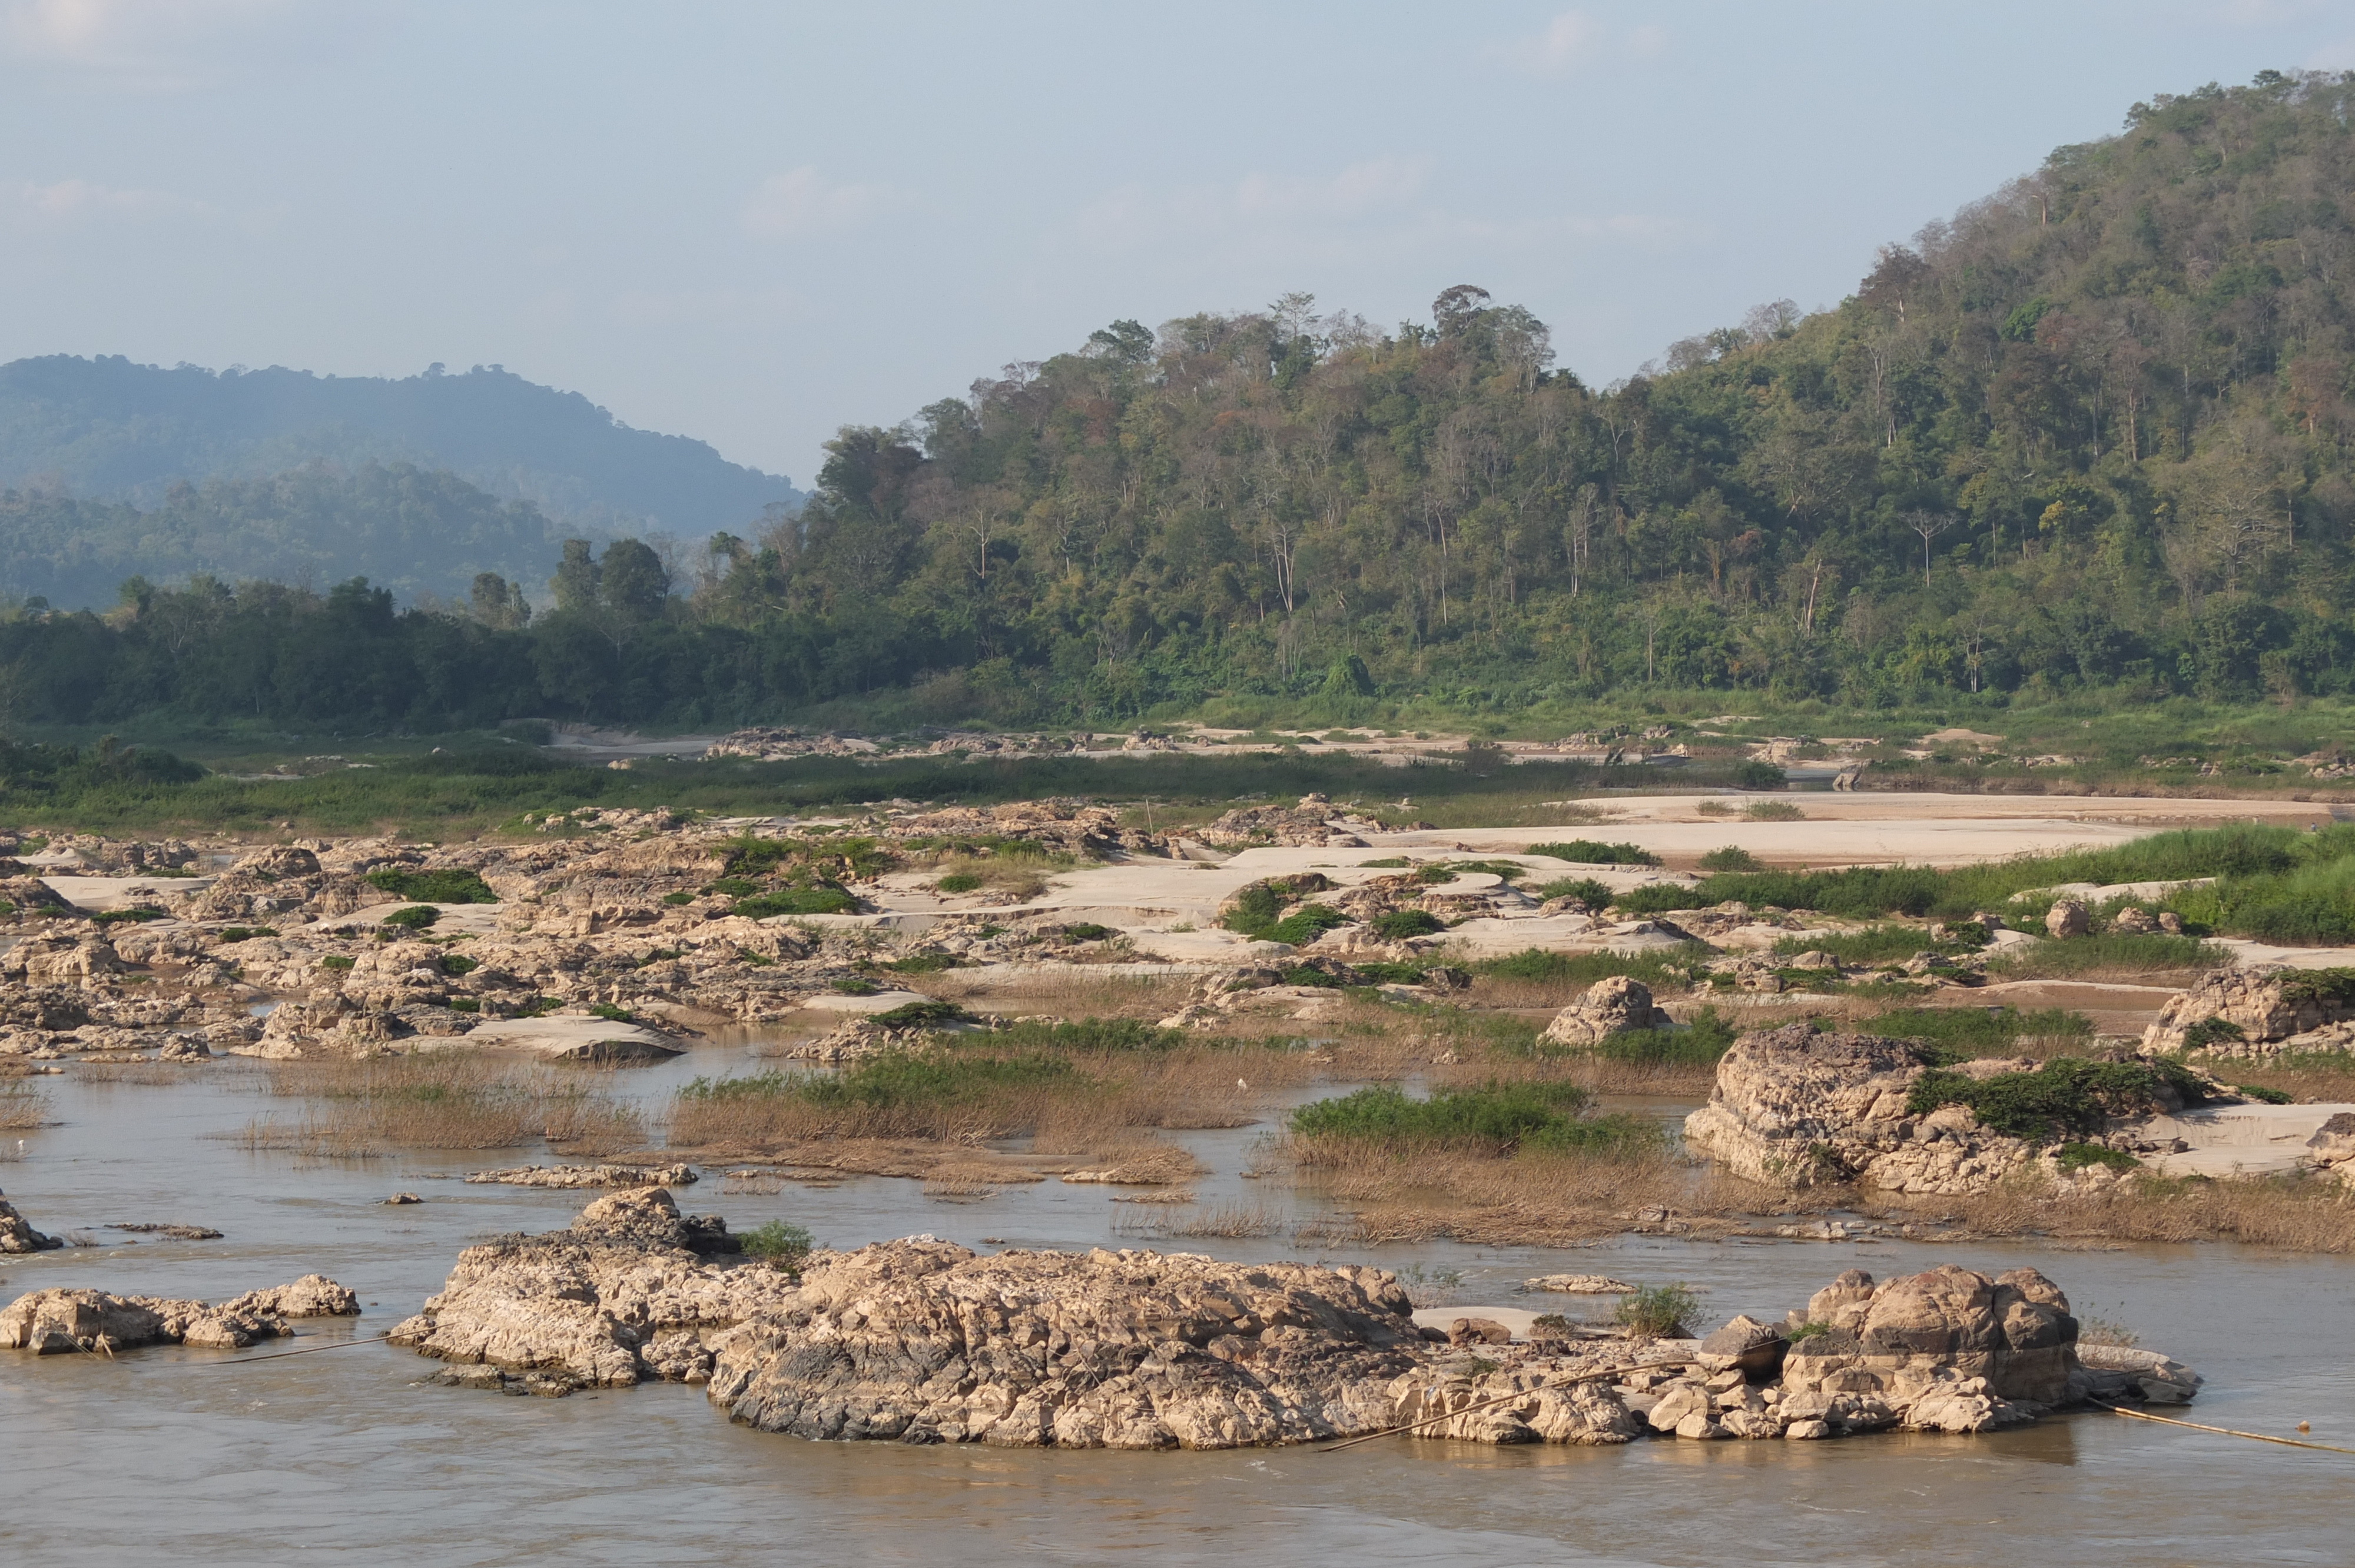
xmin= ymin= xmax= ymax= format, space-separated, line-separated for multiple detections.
xmin=1681 ymin=1023 xmax=2036 ymax=1195
xmin=1541 ymin=975 xmax=1673 ymax=1047
xmin=705 ymin=1241 xmax=1424 ymax=1448
xmin=2144 ymin=966 xmax=2355 ymax=1058
xmin=1783 ymin=1265 xmax=2077 ymax=1410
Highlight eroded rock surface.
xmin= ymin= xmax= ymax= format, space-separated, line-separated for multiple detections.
xmin=2144 ymin=966 xmax=2355 ymax=1058
xmin=1683 ymin=1023 xmax=2039 ymax=1195
xmin=1541 ymin=975 xmax=1673 ymax=1047
xmin=464 ymin=1163 xmax=699 ymax=1189
xmin=0 ymin=1190 xmax=61 ymax=1253
xmin=0 ymin=1273 xmax=358 ymax=1353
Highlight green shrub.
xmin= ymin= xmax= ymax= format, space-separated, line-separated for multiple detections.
xmin=2053 ymin=1142 xmax=2140 ymax=1172
xmin=92 ymin=906 xmax=167 ymax=925
xmin=2232 ymin=1082 xmax=2293 ymax=1104
xmin=1524 ymin=840 xmax=1661 ymax=866
xmin=2177 ymin=1016 xmax=2245 ymax=1051
xmin=704 ymin=878 xmax=762 ymax=897
xmin=1288 ymin=1080 xmax=1658 ymax=1155
xmin=1613 ymin=1283 xmax=1700 ymax=1337
xmin=365 ymin=868 xmax=497 ymax=904
xmin=440 ymin=954 xmax=480 ymax=975
xmin=734 ymin=886 xmax=856 ymax=918
xmin=1369 ymin=908 xmax=1445 ymax=940
xmin=1582 ymin=1006 xmax=1739 ymax=1066
xmin=830 ymin=977 xmax=878 ymax=995
xmin=1699 ymin=846 xmax=1764 ymax=873
xmin=740 ymin=1219 xmax=815 ymax=1268
xmin=319 ymin=954 xmax=355 ymax=969
xmin=1531 ymin=878 xmax=1614 ymax=908
xmin=936 ymin=872 xmax=983 ymax=893
xmin=1266 ymin=904 xmax=1350 ymax=946
xmin=661 ymin=891 xmax=696 ymax=906
xmin=449 ymin=996 xmax=481 ymax=1013
xmin=1907 ymin=1056 xmax=2203 ymax=1141
xmin=1472 ymin=945 xmax=1709 ymax=988
xmin=1862 ymin=1005 xmax=2093 ymax=1056
xmin=380 ymin=905 xmax=440 ymax=930
xmin=1734 ymin=760 xmax=1785 ymax=789
xmin=588 ymin=1002 xmax=635 ymax=1022
xmin=870 ymin=999 xmax=966 ymax=1029
xmin=1773 ymin=923 xmax=1983 ymax=964
xmin=215 ymin=925 xmax=277 ymax=943
xmin=880 ymin=952 xmax=963 ymax=974
xmin=1986 ymin=934 xmax=2225 ymax=978
xmin=1062 ymin=922 xmax=1116 ymax=942
xmin=1746 ymin=799 xmax=1805 ymax=821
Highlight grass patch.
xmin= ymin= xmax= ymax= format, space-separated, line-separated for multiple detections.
xmin=1985 ymin=934 xmax=2227 ymax=978
xmin=1906 ymin=1056 xmax=2203 ymax=1142
xmin=1699 ymin=846 xmax=1764 ymax=872
xmin=1773 ymin=923 xmax=1986 ymax=965
xmin=1369 ymin=909 xmax=1445 ymax=940
xmin=1288 ymin=1080 xmax=1660 ymax=1156
xmin=1471 ymin=945 xmax=1710 ymax=989
xmin=1613 ymin=1283 xmax=1700 ymax=1338
xmin=1532 ymin=877 xmax=1613 ymax=908
xmin=380 ymin=905 xmax=440 ymax=930
xmin=734 ymin=886 xmax=857 ymax=918
xmin=364 ymin=867 xmax=497 ymax=904
xmin=1577 ymin=1007 xmax=1739 ymax=1067
xmin=1744 ymin=800 xmax=1805 ymax=821
xmin=1860 ymin=1005 xmax=2094 ymax=1057
xmin=1525 ymin=840 xmax=1661 ymax=866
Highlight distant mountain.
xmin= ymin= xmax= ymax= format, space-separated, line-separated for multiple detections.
xmin=0 ymin=356 xmax=800 ymax=537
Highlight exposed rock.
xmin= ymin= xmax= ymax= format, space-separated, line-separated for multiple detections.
xmin=1781 ymin=1265 xmax=2075 ymax=1411
xmin=1682 ymin=1023 xmax=2037 ymax=1195
xmin=464 ymin=1163 xmax=699 ymax=1189
xmin=1 ymin=933 xmax=124 ymax=986
xmin=1697 ymin=1314 xmax=1789 ymax=1377
xmin=384 ymin=1192 xmax=424 ymax=1204
xmin=0 ymin=1274 xmax=359 ymax=1354
xmin=106 ymin=1222 xmax=224 ymax=1240
xmin=2144 ymin=966 xmax=2355 ymax=1058
xmin=2307 ymin=1111 xmax=2355 ymax=1182
xmin=1524 ymin=1273 xmax=1635 ymax=1294
xmin=1447 ymin=1316 xmax=1513 ymax=1346
xmin=390 ymin=1188 xmax=767 ymax=1390
xmin=1540 ymin=975 xmax=1673 ymax=1047
xmin=1384 ymin=1364 xmax=1644 ymax=1446
xmin=0 ymin=1190 xmax=62 ymax=1253
xmin=705 ymin=1241 xmax=1425 ymax=1447
xmin=2045 ymin=899 xmax=2090 ymax=938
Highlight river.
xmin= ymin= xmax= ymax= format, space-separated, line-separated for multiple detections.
xmin=3 ymin=1039 xmax=2350 ymax=1566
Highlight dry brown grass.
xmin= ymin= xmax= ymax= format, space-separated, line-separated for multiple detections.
xmin=1285 ymin=1135 xmax=1776 ymax=1247
xmin=239 ymin=1055 xmax=646 ymax=1155
xmin=0 ymin=1080 xmax=48 ymax=1129
xmin=1872 ymin=1170 xmax=2355 ymax=1252
xmin=927 ymin=971 xmax=1188 ymax=1018
xmin=1113 ymin=1197 xmax=1286 ymax=1239
xmin=70 ymin=1062 xmax=191 ymax=1085
xmin=2203 ymin=1051 xmax=2355 ymax=1105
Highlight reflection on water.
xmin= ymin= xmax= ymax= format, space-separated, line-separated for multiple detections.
xmin=2 ymin=1035 xmax=2351 ymax=1566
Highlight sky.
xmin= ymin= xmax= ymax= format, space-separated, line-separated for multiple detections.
xmin=1 ymin=1 xmax=2351 ymax=490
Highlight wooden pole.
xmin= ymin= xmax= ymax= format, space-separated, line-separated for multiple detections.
xmin=2092 ymin=1400 xmax=2355 ymax=1457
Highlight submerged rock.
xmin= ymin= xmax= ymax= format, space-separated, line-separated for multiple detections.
xmin=0 ymin=1273 xmax=359 ymax=1354
xmin=463 ymin=1163 xmax=699 ymax=1189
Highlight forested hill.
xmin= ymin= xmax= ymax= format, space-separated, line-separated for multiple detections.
xmin=0 ymin=357 xmax=799 ymax=538
xmin=2 ymin=70 xmax=2352 ymax=732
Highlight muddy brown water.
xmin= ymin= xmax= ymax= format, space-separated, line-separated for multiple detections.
xmin=3 ymin=1041 xmax=2351 ymax=1566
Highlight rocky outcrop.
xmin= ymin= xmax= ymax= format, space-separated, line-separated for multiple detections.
xmin=464 ymin=1163 xmax=699 ymax=1189
xmin=2308 ymin=1111 xmax=2355 ymax=1184
xmin=0 ymin=1273 xmax=358 ymax=1353
xmin=1782 ymin=1264 xmax=2076 ymax=1418
xmin=0 ymin=1190 xmax=61 ymax=1253
xmin=1540 ymin=976 xmax=1674 ymax=1047
xmin=389 ymin=1188 xmax=779 ymax=1388
xmin=705 ymin=1241 xmax=1425 ymax=1448
xmin=1682 ymin=1023 xmax=2038 ymax=1195
xmin=2144 ymin=966 xmax=2355 ymax=1058
xmin=2045 ymin=899 xmax=2090 ymax=938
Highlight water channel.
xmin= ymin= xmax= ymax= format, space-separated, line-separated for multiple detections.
xmin=3 ymin=1035 xmax=2350 ymax=1566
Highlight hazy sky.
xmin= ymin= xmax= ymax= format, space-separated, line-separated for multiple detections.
xmin=2 ymin=1 xmax=2350 ymax=487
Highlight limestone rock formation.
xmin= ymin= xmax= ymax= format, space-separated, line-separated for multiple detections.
xmin=2144 ymin=966 xmax=2355 ymax=1058
xmin=389 ymin=1187 xmax=782 ymax=1388
xmin=1783 ymin=1264 xmax=2077 ymax=1414
xmin=705 ymin=1241 xmax=1424 ymax=1448
xmin=1681 ymin=1023 xmax=2037 ymax=1195
xmin=2045 ymin=899 xmax=2091 ymax=938
xmin=1540 ymin=976 xmax=1673 ymax=1047
xmin=0 ymin=1190 xmax=61 ymax=1253
xmin=0 ymin=1273 xmax=359 ymax=1353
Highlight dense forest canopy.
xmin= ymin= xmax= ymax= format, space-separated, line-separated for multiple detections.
xmin=4 ymin=70 xmax=2353 ymax=733
xmin=0 ymin=357 xmax=800 ymax=540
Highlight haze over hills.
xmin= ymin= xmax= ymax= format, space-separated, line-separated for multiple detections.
xmin=0 ymin=356 xmax=801 ymax=608
xmin=0 ymin=71 xmax=2349 ymax=732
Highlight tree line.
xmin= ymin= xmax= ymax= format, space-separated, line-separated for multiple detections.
xmin=4 ymin=69 xmax=2355 ymax=732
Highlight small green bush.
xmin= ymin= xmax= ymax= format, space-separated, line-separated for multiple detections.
xmin=1532 ymin=876 xmax=1614 ymax=908
xmin=440 ymin=954 xmax=480 ymax=975
xmin=215 ymin=926 xmax=277 ymax=943
xmin=661 ymin=891 xmax=696 ymax=906
xmin=366 ymin=868 xmax=497 ymax=904
xmin=319 ymin=954 xmax=356 ymax=969
xmin=880 ymin=952 xmax=963 ymax=974
xmin=830 ymin=977 xmax=878 ymax=995
xmin=1907 ymin=1056 xmax=2203 ymax=1141
xmin=870 ymin=999 xmax=965 ymax=1029
xmin=380 ymin=905 xmax=440 ymax=930
xmin=588 ymin=1002 xmax=636 ymax=1022
xmin=1583 ymin=1007 xmax=1739 ymax=1067
xmin=1614 ymin=1283 xmax=1700 ymax=1338
xmin=2232 ymin=1082 xmax=2293 ymax=1104
xmin=92 ymin=906 xmax=167 ymax=925
xmin=1266 ymin=904 xmax=1350 ymax=945
xmin=1369 ymin=908 xmax=1445 ymax=940
xmin=1062 ymin=922 xmax=1116 ymax=942
xmin=1863 ymin=1005 xmax=2092 ymax=1056
xmin=1524 ymin=840 xmax=1661 ymax=866
xmin=1289 ymin=1079 xmax=1658 ymax=1155
xmin=734 ymin=886 xmax=856 ymax=918
xmin=449 ymin=996 xmax=481 ymax=1013
xmin=739 ymin=1219 xmax=815 ymax=1268
xmin=1699 ymin=845 xmax=1764 ymax=873
xmin=1472 ymin=945 xmax=1709 ymax=989
xmin=936 ymin=872 xmax=983 ymax=893
xmin=2053 ymin=1142 xmax=2140 ymax=1172
xmin=704 ymin=878 xmax=761 ymax=898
